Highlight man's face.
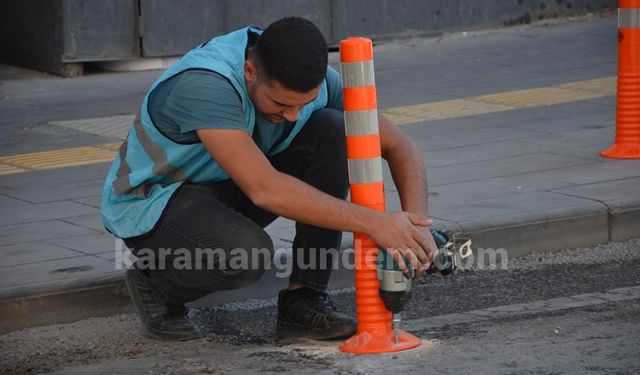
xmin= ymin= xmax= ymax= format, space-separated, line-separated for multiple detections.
xmin=245 ymin=59 xmax=320 ymax=124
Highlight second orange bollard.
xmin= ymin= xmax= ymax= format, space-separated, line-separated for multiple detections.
xmin=601 ymin=0 xmax=640 ymax=159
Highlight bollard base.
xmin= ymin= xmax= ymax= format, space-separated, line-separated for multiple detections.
xmin=600 ymin=144 xmax=640 ymax=159
xmin=339 ymin=329 xmax=421 ymax=354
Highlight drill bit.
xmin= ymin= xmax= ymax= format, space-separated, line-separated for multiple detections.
xmin=392 ymin=313 xmax=401 ymax=344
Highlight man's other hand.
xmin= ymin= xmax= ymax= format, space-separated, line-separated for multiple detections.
xmin=369 ymin=212 xmax=435 ymax=276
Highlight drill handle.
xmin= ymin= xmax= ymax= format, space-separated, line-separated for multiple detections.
xmin=378 ymin=248 xmax=415 ymax=279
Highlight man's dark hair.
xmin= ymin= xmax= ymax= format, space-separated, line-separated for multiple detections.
xmin=252 ymin=17 xmax=328 ymax=93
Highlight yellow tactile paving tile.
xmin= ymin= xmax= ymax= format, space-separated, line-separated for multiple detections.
xmin=378 ymin=112 xmax=425 ymax=126
xmin=383 ymin=99 xmax=512 ymax=122
xmin=0 ymin=146 xmax=116 ymax=171
xmin=472 ymin=87 xmax=604 ymax=108
xmin=95 ymin=142 xmax=124 ymax=151
xmin=384 ymin=76 xmax=615 ymax=125
xmin=0 ymin=76 xmax=616 ymax=176
xmin=555 ymin=76 xmax=616 ymax=95
xmin=429 ymin=100 xmax=513 ymax=120
xmin=0 ymin=163 xmax=30 ymax=176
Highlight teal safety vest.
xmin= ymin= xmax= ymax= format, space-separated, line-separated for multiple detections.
xmin=101 ymin=27 xmax=329 ymax=238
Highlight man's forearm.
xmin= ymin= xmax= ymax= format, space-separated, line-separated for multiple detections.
xmin=380 ymin=119 xmax=429 ymax=218
xmin=259 ymin=123 xmax=430 ymax=229
xmin=254 ymin=171 xmax=381 ymax=235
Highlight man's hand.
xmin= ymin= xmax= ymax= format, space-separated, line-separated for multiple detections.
xmin=416 ymin=226 xmax=439 ymax=277
xmin=368 ymin=212 xmax=435 ymax=276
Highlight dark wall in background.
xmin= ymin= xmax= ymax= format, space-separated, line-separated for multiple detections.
xmin=333 ymin=0 xmax=616 ymax=39
xmin=0 ymin=0 xmax=64 ymax=74
xmin=61 ymin=0 xmax=140 ymax=62
xmin=139 ymin=0 xmax=333 ymax=57
xmin=0 ymin=0 xmax=616 ymax=75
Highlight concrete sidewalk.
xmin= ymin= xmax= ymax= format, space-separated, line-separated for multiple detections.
xmin=1 ymin=14 xmax=639 ymax=333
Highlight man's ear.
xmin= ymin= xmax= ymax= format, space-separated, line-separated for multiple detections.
xmin=244 ymin=58 xmax=257 ymax=84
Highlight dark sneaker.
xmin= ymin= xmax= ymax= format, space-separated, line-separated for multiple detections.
xmin=277 ymin=287 xmax=357 ymax=340
xmin=125 ymin=268 xmax=201 ymax=341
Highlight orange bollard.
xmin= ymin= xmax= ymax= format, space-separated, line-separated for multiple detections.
xmin=338 ymin=37 xmax=421 ymax=354
xmin=601 ymin=0 xmax=640 ymax=159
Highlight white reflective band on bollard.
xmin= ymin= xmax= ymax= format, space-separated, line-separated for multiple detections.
xmin=347 ymin=157 xmax=384 ymax=184
xmin=619 ymin=8 xmax=640 ymax=28
xmin=340 ymin=61 xmax=376 ymax=88
xmin=345 ymin=110 xmax=379 ymax=136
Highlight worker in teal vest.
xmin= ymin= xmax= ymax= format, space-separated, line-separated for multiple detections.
xmin=101 ymin=17 xmax=438 ymax=341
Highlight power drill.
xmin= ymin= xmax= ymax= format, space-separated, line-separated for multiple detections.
xmin=376 ymin=229 xmax=472 ymax=343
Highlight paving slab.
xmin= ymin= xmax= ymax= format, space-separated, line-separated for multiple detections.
xmin=49 ymin=233 xmax=119 ymax=255
xmin=0 ymin=220 xmax=98 ymax=246
xmin=398 ymin=98 xmax=615 ymax=140
xmin=59 ymin=213 xmax=107 ymax=233
xmin=0 ymin=255 xmax=117 ymax=292
xmin=588 ymin=95 xmax=616 ymax=108
xmin=528 ymin=159 xmax=640 ymax=185
xmin=423 ymin=174 xmax=573 ymax=203
xmin=428 ymin=191 xmax=610 ymax=256
xmin=505 ymin=105 xmax=614 ymax=135
xmin=428 ymin=152 xmax=594 ymax=186
xmin=0 ymin=242 xmax=88 ymax=267
xmin=423 ymin=140 xmax=553 ymax=168
xmin=0 ymin=178 xmax=105 ymax=203
xmin=71 ymin=195 xmax=102 ymax=209
xmin=525 ymin=125 xmax=615 ymax=149
xmin=49 ymin=114 xmax=134 ymax=140
xmin=0 ymin=193 xmax=29 ymax=207
xmin=0 ymin=62 xmax=155 ymax=154
xmin=0 ymin=119 xmax=115 ymax=156
xmin=406 ymin=124 xmax=546 ymax=152
xmin=435 ymin=191 xmax=607 ymax=227
xmin=548 ymin=141 xmax=612 ymax=161
xmin=551 ymin=177 xmax=640 ymax=210
xmin=80 ymin=161 xmax=114 ymax=174
xmin=0 ymin=201 xmax=97 ymax=226
xmin=0 ymin=165 xmax=106 ymax=188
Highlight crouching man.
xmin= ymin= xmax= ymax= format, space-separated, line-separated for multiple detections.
xmin=101 ymin=17 xmax=437 ymax=341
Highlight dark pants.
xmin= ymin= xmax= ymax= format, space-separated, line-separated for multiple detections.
xmin=124 ymin=108 xmax=349 ymax=306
